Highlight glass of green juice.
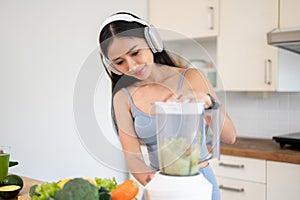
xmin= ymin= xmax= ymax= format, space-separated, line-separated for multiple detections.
xmin=0 ymin=146 xmax=10 ymax=181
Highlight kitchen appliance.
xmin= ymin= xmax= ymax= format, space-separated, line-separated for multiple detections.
xmin=266 ymin=0 xmax=300 ymax=54
xmin=273 ymin=132 xmax=300 ymax=148
xmin=267 ymin=28 xmax=300 ymax=54
xmin=144 ymin=102 xmax=220 ymax=200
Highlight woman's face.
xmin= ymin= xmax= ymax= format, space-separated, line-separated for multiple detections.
xmin=107 ymin=37 xmax=155 ymax=79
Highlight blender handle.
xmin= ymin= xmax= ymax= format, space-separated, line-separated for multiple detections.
xmin=203 ymin=107 xmax=221 ymax=160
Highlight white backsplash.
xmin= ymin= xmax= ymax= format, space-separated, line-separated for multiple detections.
xmin=217 ymin=92 xmax=300 ymax=139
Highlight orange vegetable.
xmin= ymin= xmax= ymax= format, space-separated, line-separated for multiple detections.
xmin=111 ymin=179 xmax=139 ymax=200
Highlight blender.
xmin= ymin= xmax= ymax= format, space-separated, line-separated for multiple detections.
xmin=144 ymin=102 xmax=220 ymax=200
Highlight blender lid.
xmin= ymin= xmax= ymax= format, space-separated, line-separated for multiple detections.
xmin=154 ymin=102 xmax=205 ymax=115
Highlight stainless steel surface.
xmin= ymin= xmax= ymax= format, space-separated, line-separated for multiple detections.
xmin=219 ymin=162 xmax=245 ymax=169
xmin=208 ymin=6 xmax=214 ymax=30
xmin=267 ymin=28 xmax=300 ymax=54
xmin=264 ymin=59 xmax=271 ymax=85
xmin=219 ymin=185 xmax=245 ymax=193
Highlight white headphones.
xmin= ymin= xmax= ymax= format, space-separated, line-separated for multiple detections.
xmin=99 ymin=13 xmax=164 ymax=75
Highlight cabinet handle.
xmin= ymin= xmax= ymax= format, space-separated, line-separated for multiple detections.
xmin=264 ymin=59 xmax=272 ymax=85
xmin=219 ymin=185 xmax=245 ymax=193
xmin=219 ymin=162 xmax=244 ymax=169
xmin=208 ymin=6 xmax=214 ymax=30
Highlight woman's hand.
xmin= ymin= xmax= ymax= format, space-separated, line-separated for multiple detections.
xmin=164 ymin=90 xmax=212 ymax=109
xmin=145 ymin=171 xmax=157 ymax=184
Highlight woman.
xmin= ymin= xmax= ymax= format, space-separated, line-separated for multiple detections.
xmin=99 ymin=12 xmax=236 ymax=200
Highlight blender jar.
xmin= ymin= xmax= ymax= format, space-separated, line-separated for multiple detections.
xmin=155 ymin=102 xmax=205 ymax=176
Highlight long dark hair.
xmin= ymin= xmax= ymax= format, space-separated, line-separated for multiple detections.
xmin=99 ymin=12 xmax=178 ymax=131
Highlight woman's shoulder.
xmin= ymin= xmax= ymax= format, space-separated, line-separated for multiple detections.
xmin=113 ymin=88 xmax=129 ymax=104
xmin=173 ymin=66 xmax=202 ymax=74
xmin=184 ymin=67 xmax=206 ymax=78
xmin=182 ymin=67 xmax=211 ymax=90
xmin=113 ymin=86 xmax=137 ymax=103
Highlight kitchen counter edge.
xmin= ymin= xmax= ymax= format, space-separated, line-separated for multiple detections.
xmin=219 ymin=137 xmax=300 ymax=164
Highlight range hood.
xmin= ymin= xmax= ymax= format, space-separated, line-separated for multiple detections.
xmin=267 ymin=28 xmax=300 ymax=54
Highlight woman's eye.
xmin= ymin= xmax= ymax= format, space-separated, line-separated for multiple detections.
xmin=115 ymin=60 xmax=123 ymax=65
xmin=131 ymin=50 xmax=139 ymax=56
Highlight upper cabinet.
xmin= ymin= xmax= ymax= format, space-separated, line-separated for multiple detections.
xmin=280 ymin=0 xmax=300 ymax=28
xmin=149 ymin=0 xmax=219 ymax=40
xmin=218 ymin=0 xmax=300 ymax=91
xmin=217 ymin=0 xmax=278 ymax=91
xmin=149 ymin=0 xmax=300 ymax=91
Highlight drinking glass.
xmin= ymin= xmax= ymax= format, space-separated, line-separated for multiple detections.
xmin=0 ymin=146 xmax=10 ymax=181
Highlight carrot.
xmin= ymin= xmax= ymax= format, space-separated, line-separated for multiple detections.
xmin=111 ymin=179 xmax=139 ymax=200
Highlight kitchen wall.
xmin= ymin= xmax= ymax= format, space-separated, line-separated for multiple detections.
xmin=218 ymin=91 xmax=300 ymax=138
xmin=0 ymin=0 xmax=148 ymax=182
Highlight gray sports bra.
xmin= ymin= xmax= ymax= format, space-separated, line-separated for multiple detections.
xmin=122 ymin=68 xmax=209 ymax=170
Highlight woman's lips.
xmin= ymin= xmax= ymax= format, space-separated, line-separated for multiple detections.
xmin=134 ymin=65 xmax=145 ymax=76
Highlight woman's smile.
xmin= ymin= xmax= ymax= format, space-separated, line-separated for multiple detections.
xmin=133 ymin=65 xmax=145 ymax=76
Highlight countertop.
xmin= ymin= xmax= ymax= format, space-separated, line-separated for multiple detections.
xmin=220 ymin=137 xmax=300 ymax=164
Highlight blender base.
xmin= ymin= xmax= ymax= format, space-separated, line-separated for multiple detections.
xmin=144 ymin=172 xmax=212 ymax=200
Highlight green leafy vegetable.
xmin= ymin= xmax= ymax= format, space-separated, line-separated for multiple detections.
xmin=95 ymin=177 xmax=118 ymax=192
xmin=29 ymin=182 xmax=60 ymax=200
xmin=29 ymin=184 xmax=38 ymax=197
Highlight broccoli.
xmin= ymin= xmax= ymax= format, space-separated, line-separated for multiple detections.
xmin=54 ymin=178 xmax=99 ymax=200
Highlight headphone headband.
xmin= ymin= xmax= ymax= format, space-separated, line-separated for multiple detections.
xmin=99 ymin=13 xmax=150 ymax=35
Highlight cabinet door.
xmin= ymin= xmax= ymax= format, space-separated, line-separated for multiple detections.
xmin=217 ymin=0 xmax=278 ymax=91
xmin=217 ymin=177 xmax=266 ymax=200
xmin=280 ymin=0 xmax=300 ymax=28
xmin=149 ymin=0 xmax=219 ymax=39
xmin=210 ymin=155 xmax=266 ymax=183
xmin=267 ymin=161 xmax=300 ymax=200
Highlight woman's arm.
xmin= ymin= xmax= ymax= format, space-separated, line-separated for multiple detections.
xmin=181 ymin=68 xmax=237 ymax=144
xmin=113 ymin=90 xmax=156 ymax=186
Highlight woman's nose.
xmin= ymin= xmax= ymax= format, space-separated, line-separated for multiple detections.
xmin=126 ymin=58 xmax=137 ymax=70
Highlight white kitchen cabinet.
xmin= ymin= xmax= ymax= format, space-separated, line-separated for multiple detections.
xmin=279 ymin=0 xmax=300 ymax=28
xmin=210 ymin=155 xmax=300 ymax=200
xmin=149 ymin=0 xmax=219 ymax=40
xmin=266 ymin=161 xmax=300 ymax=200
xmin=217 ymin=0 xmax=279 ymax=91
xmin=217 ymin=177 xmax=266 ymax=200
xmin=210 ymin=155 xmax=266 ymax=200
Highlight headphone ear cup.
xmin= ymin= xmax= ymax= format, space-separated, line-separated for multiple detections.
xmin=144 ymin=26 xmax=163 ymax=53
xmin=101 ymin=55 xmax=123 ymax=75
